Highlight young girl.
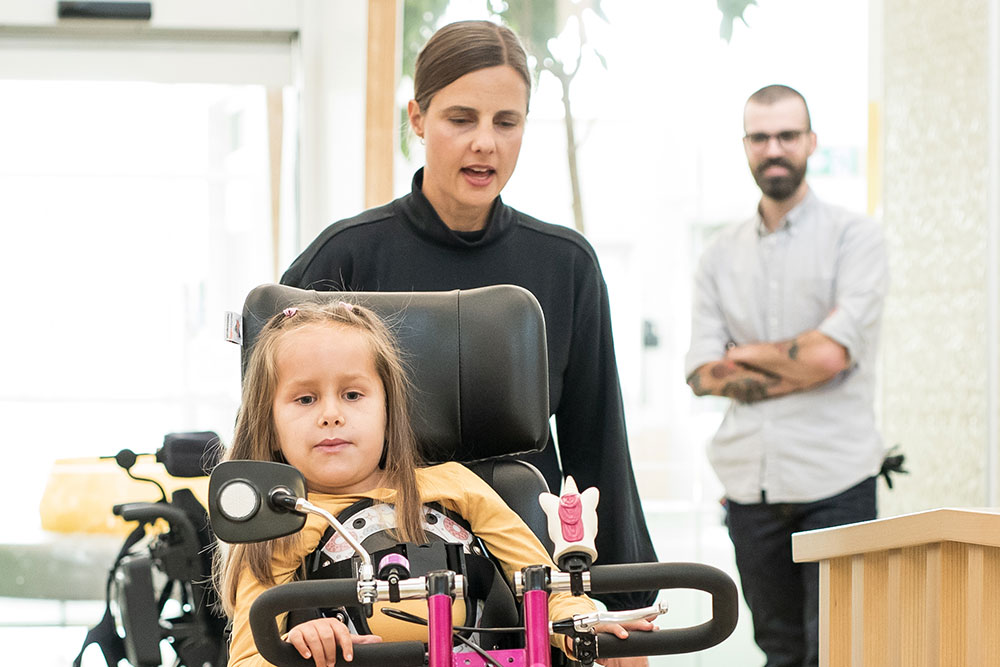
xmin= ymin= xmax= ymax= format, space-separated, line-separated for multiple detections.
xmin=215 ymin=301 xmax=653 ymax=667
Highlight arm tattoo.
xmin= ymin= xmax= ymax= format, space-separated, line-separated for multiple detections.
xmin=710 ymin=360 xmax=740 ymax=378
xmin=686 ymin=370 xmax=705 ymax=395
xmin=787 ymin=339 xmax=800 ymax=360
xmin=721 ymin=379 xmax=770 ymax=403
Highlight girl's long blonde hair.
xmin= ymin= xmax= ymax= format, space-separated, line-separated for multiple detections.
xmin=214 ymin=300 xmax=425 ymax=617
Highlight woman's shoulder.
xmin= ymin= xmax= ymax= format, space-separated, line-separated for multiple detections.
xmin=280 ymin=199 xmax=405 ymax=286
xmin=317 ymin=199 xmax=401 ymax=242
xmin=503 ymin=205 xmax=602 ymax=266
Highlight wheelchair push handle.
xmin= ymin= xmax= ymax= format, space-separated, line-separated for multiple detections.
xmin=585 ymin=562 xmax=738 ymax=658
xmin=249 ymin=579 xmax=427 ymax=667
xmin=114 ymin=501 xmax=200 ymax=548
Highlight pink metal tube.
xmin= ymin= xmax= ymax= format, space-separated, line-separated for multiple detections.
xmin=523 ymin=589 xmax=551 ymax=667
xmin=427 ymin=593 xmax=453 ymax=667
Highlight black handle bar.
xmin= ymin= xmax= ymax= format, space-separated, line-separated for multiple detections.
xmin=249 ymin=562 xmax=738 ymax=667
xmin=114 ymin=501 xmax=200 ymax=551
xmin=250 ymin=579 xmax=426 ymax=667
xmin=588 ymin=562 xmax=738 ymax=657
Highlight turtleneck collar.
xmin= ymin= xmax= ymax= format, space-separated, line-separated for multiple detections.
xmin=398 ymin=168 xmax=515 ymax=249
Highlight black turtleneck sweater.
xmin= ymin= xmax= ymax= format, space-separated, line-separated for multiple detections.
xmin=281 ymin=170 xmax=657 ymax=609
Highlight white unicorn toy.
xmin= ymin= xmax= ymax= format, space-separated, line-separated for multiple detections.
xmin=538 ymin=475 xmax=600 ymax=568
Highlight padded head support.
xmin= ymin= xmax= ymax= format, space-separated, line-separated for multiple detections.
xmin=241 ymin=284 xmax=549 ymax=464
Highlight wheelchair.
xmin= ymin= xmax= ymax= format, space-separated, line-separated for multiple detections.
xmin=74 ymin=432 xmax=228 ymax=667
xmin=214 ymin=283 xmax=740 ymax=666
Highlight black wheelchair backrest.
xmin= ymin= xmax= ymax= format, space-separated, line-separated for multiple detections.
xmin=240 ymin=284 xmax=549 ymax=465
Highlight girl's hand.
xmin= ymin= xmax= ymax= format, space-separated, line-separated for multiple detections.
xmin=591 ymin=618 xmax=658 ymax=667
xmin=285 ymin=617 xmax=383 ymax=667
xmin=593 ymin=616 xmax=658 ymax=638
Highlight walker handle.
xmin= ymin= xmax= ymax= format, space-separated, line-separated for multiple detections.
xmin=249 ymin=579 xmax=426 ymax=667
xmin=587 ymin=562 xmax=738 ymax=657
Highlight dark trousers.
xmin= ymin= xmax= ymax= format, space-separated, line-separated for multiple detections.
xmin=726 ymin=477 xmax=877 ymax=667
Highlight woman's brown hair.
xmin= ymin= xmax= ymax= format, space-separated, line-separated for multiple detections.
xmin=214 ymin=300 xmax=425 ymax=617
xmin=413 ymin=20 xmax=531 ymax=112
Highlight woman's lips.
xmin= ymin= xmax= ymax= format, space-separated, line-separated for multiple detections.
xmin=461 ymin=166 xmax=495 ymax=186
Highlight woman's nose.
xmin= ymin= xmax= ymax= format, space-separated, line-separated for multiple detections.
xmin=470 ymin=125 xmax=496 ymax=153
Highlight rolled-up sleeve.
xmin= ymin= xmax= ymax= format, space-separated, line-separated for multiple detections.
xmin=685 ymin=247 xmax=731 ymax=377
xmin=817 ymin=218 xmax=888 ymax=366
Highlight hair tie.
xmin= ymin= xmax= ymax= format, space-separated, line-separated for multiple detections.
xmin=338 ymin=301 xmax=354 ymax=312
xmin=282 ymin=307 xmax=298 ymax=318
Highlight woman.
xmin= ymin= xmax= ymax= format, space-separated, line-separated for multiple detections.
xmin=281 ymin=18 xmax=657 ymax=622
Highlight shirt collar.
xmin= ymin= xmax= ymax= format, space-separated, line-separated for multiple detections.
xmin=756 ymin=187 xmax=817 ymax=237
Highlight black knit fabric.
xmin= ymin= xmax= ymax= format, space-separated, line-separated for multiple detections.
xmin=282 ymin=169 xmax=657 ymax=609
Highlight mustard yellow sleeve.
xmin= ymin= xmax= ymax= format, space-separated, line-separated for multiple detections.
xmin=227 ymin=516 xmax=328 ymax=667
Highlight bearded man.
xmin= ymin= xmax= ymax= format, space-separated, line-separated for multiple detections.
xmin=684 ymin=84 xmax=888 ymax=667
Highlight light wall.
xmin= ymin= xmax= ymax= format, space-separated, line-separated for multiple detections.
xmin=875 ymin=0 xmax=999 ymax=514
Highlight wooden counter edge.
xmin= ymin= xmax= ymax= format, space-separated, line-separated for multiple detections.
xmin=792 ymin=507 xmax=1000 ymax=562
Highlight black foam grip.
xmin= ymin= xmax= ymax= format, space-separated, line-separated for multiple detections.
xmin=588 ymin=562 xmax=739 ymax=657
xmin=249 ymin=580 xmax=426 ymax=667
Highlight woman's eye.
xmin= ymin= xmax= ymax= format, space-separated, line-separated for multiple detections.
xmin=449 ymin=117 xmax=472 ymax=125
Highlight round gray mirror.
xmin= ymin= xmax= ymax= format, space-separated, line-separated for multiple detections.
xmin=218 ymin=479 xmax=260 ymax=522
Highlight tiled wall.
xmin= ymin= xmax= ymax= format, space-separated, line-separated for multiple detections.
xmin=879 ymin=0 xmax=992 ymax=515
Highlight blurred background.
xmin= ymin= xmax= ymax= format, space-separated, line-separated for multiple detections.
xmin=1 ymin=0 xmax=996 ymax=664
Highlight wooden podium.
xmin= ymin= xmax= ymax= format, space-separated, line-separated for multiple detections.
xmin=792 ymin=508 xmax=1000 ymax=666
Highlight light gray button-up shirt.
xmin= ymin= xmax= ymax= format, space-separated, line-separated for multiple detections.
xmin=685 ymin=190 xmax=888 ymax=503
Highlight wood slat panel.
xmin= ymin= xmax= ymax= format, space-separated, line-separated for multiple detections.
xmin=898 ymin=546 xmax=927 ymax=667
xmin=862 ymin=551 xmax=888 ymax=666
xmin=828 ymin=556 xmax=852 ymax=665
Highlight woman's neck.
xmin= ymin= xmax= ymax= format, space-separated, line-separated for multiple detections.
xmin=420 ymin=184 xmax=491 ymax=232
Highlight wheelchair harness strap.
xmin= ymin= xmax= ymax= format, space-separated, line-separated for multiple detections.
xmin=290 ymin=499 xmax=520 ymax=649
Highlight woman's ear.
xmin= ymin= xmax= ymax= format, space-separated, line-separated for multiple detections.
xmin=407 ymin=99 xmax=424 ymax=139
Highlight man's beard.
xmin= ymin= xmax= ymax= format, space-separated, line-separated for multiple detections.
xmin=753 ymin=157 xmax=806 ymax=201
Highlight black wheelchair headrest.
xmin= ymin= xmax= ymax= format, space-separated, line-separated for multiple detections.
xmin=240 ymin=284 xmax=549 ymax=464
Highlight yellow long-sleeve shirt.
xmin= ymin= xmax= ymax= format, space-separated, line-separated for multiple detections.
xmin=228 ymin=461 xmax=596 ymax=666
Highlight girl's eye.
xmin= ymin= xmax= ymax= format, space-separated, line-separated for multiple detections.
xmin=295 ymin=396 xmax=315 ymax=405
xmin=344 ymin=391 xmax=363 ymax=401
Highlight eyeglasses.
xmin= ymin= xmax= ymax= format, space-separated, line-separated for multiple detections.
xmin=743 ymin=130 xmax=808 ymax=151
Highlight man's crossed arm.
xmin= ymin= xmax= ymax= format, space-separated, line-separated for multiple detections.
xmin=686 ymin=330 xmax=850 ymax=403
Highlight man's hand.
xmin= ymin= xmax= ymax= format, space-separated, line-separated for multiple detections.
xmin=686 ymin=358 xmax=797 ymax=403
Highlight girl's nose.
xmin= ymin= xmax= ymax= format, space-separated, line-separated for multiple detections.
xmin=319 ymin=401 xmax=344 ymax=427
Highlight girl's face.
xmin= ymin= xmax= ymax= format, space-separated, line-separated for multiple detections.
xmin=272 ymin=323 xmax=387 ymax=495
xmin=408 ymin=65 xmax=528 ymax=231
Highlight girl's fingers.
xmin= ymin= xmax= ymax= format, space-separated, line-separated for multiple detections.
xmin=593 ymin=622 xmax=630 ymax=639
xmin=286 ymin=618 xmax=357 ymax=667
xmin=287 ymin=623 xmax=329 ymax=667
xmin=330 ymin=620 xmax=354 ymax=662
